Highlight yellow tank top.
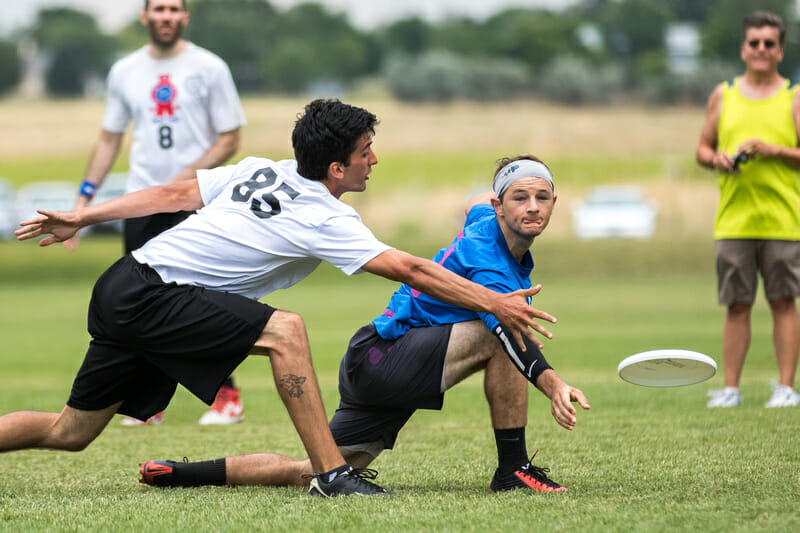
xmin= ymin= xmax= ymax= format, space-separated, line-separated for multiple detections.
xmin=715 ymin=78 xmax=800 ymax=240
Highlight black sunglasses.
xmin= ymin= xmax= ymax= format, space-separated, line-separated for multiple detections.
xmin=747 ymin=39 xmax=777 ymax=49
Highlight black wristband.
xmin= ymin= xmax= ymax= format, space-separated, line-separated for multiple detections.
xmin=492 ymin=324 xmax=553 ymax=385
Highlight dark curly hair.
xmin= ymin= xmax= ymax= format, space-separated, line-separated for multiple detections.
xmin=291 ymin=99 xmax=378 ymax=181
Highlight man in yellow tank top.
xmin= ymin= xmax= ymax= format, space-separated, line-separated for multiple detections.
xmin=697 ymin=11 xmax=800 ymax=408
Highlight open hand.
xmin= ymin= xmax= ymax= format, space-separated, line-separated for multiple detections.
xmin=15 ymin=209 xmax=81 ymax=247
xmin=550 ymin=384 xmax=590 ymax=431
xmin=494 ymin=284 xmax=557 ymax=350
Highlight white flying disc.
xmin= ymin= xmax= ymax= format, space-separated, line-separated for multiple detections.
xmin=618 ymin=349 xmax=717 ymax=387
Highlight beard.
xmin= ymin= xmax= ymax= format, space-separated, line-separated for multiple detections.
xmin=147 ymin=20 xmax=184 ymax=49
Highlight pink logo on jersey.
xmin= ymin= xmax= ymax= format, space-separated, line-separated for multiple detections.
xmin=151 ymin=74 xmax=178 ymax=117
xmin=411 ymin=230 xmax=465 ymax=298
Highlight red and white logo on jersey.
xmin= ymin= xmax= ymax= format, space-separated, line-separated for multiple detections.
xmin=151 ymin=74 xmax=179 ymax=118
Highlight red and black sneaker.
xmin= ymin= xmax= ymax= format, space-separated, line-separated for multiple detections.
xmin=489 ymin=452 xmax=567 ymax=493
xmin=139 ymin=460 xmax=180 ymax=487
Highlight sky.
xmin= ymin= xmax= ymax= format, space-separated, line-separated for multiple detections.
xmin=0 ymin=0 xmax=579 ymax=36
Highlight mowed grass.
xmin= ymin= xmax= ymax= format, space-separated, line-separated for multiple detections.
xmin=1 ymin=97 xmax=796 ymax=530
xmin=1 ymin=237 xmax=798 ymax=532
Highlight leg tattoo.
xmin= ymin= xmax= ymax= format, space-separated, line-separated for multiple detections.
xmin=279 ymin=374 xmax=307 ymax=398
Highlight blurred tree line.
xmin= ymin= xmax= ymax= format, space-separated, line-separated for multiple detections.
xmin=0 ymin=0 xmax=798 ymax=104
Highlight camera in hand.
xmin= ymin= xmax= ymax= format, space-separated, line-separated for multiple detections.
xmin=732 ymin=151 xmax=749 ymax=169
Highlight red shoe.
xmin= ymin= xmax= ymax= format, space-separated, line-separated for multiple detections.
xmin=121 ymin=411 xmax=164 ymax=426
xmin=489 ymin=452 xmax=567 ymax=493
xmin=198 ymin=385 xmax=244 ymax=425
xmin=139 ymin=459 xmax=179 ymax=486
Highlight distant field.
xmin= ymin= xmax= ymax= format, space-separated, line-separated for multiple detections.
xmin=0 ymin=96 xmax=707 ymax=159
xmin=0 ymin=96 xmax=717 ymax=245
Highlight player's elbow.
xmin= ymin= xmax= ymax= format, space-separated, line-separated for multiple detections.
xmin=696 ymin=147 xmax=713 ymax=169
xmin=392 ymin=255 xmax=429 ymax=285
xmin=159 ymin=182 xmax=201 ymax=212
xmin=363 ymin=250 xmax=426 ymax=284
xmin=695 ymin=152 xmax=705 ymax=168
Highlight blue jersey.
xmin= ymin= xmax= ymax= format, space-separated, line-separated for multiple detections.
xmin=373 ymin=204 xmax=533 ymax=339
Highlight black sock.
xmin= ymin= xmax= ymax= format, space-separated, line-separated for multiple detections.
xmin=495 ymin=427 xmax=528 ymax=476
xmin=174 ymin=458 xmax=227 ymax=487
xmin=222 ymin=376 xmax=235 ymax=389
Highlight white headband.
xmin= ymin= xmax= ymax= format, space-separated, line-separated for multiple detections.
xmin=493 ymin=159 xmax=554 ymax=197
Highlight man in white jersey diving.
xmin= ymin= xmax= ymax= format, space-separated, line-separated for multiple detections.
xmin=8 ymin=99 xmax=555 ymax=497
xmin=70 ymin=0 xmax=248 ymax=426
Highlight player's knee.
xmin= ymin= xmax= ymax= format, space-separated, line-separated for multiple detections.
xmin=339 ymin=441 xmax=383 ymax=468
xmin=768 ymin=297 xmax=795 ymax=313
xmin=269 ymin=311 xmax=309 ymax=356
xmin=282 ymin=311 xmax=307 ymax=337
xmin=343 ymin=450 xmax=376 ymax=469
xmin=727 ymin=302 xmax=752 ymax=315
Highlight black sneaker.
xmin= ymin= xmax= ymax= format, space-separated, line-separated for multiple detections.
xmin=306 ymin=466 xmax=391 ymax=497
xmin=489 ymin=452 xmax=567 ymax=493
xmin=139 ymin=459 xmax=181 ymax=486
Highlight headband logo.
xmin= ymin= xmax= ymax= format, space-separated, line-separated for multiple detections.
xmin=499 ymin=164 xmax=519 ymax=179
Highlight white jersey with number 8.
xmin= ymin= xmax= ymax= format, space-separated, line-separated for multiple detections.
xmin=102 ymin=42 xmax=246 ymax=194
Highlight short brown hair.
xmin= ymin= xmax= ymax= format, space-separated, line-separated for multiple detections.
xmin=743 ymin=11 xmax=786 ymax=44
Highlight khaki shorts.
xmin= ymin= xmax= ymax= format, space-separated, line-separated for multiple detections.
xmin=715 ymin=239 xmax=800 ymax=305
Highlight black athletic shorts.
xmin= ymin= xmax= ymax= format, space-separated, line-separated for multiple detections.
xmin=330 ymin=322 xmax=452 ymax=449
xmin=67 ymin=255 xmax=274 ymax=421
xmin=123 ymin=211 xmax=194 ymax=253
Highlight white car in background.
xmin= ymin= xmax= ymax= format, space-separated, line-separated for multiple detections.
xmin=572 ymin=185 xmax=658 ymax=239
xmin=0 ymin=179 xmax=18 ymax=239
xmin=15 ymin=174 xmax=129 ymax=238
xmin=15 ymin=181 xmax=76 ymax=226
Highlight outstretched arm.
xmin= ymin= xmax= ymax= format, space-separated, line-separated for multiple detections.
xmin=64 ymin=130 xmax=125 ymax=250
xmin=16 ymin=180 xmax=204 ymax=247
xmin=362 ymin=249 xmax=556 ymax=349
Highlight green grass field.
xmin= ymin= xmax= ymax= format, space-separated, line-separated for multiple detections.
xmin=1 ymin=98 xmax=798 ymax=531
xmin=1 ymin=236 xmax=798 ymax=532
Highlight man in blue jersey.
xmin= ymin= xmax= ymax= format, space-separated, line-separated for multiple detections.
xmin=140 ymin=154 xmax=590 ymax=493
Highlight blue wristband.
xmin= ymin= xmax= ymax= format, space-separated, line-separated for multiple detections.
xmin=79 ymin=180 xmax=97 ymax=200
